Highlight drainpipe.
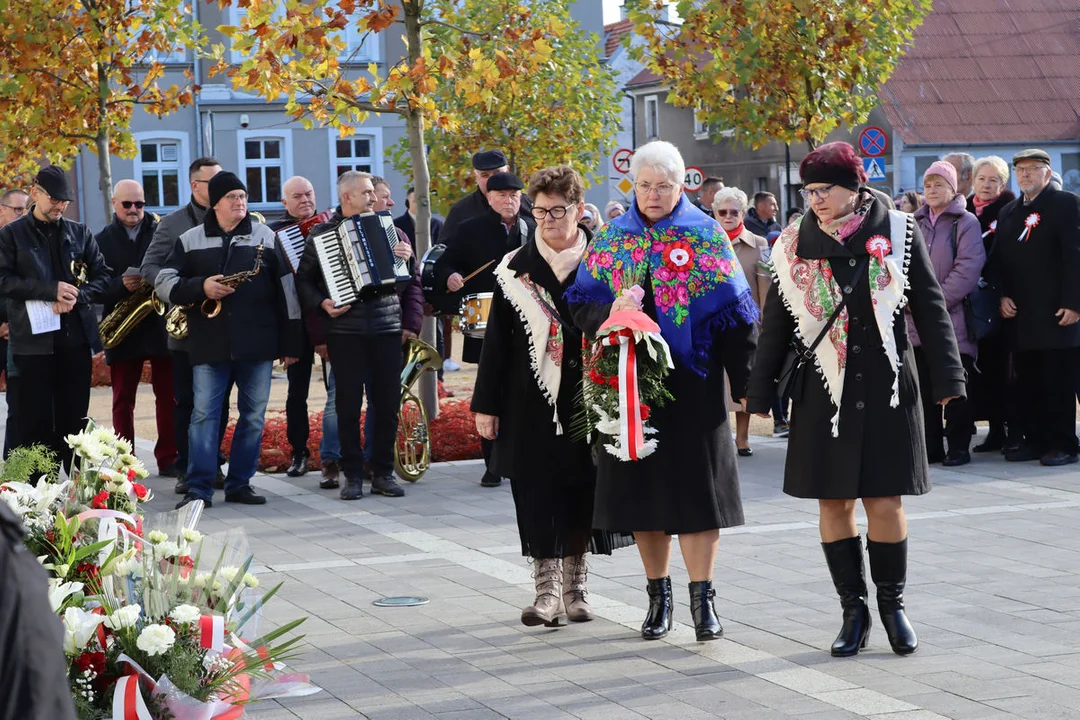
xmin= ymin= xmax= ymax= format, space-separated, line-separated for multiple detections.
xmin=623 ymin=90 xmax=637 ymax=150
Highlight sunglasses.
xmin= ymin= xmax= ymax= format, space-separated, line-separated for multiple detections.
xmin=714 ymin=209 xmax=741 ymax=217
xmin=121 ymin=201 xmax=146 ymax=209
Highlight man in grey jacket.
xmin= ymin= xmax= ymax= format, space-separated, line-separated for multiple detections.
xmin=141 ymin=157 xmax=230 ymax=493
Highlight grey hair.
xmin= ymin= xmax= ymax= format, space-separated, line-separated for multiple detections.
xmin=972 ymin=155 xmax=1009 ymax=186
xmin=629 ymin=140 xmax=685 ymax=186
xmin=942 ymin=152 xmax=976 ymax=179
xmin=337 ymin=170 xmax=373 ymax=200
xmin=712 ymin=187 xmax=748 ymax=213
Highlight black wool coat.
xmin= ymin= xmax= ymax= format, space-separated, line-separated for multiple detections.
xmin=96 ymin=213 xmax=169 ymax=363
xmin=988 ymin=187 xmax=1080 ymax=351
xmin=967 ymin=190 xmax=1015 ymax=257
xmin=747 ymin=197 xmax=966 ymax=499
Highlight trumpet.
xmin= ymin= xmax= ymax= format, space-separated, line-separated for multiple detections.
xmin=165 ymin=245 xmax=264 ymax=340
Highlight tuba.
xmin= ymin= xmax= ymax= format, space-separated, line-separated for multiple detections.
xmin=393 ymin=338 xmax=442 ymax=482
xmin=99 ymin=281 xmax=166 ymax=350
xmin=165 ymin=244 xmax=264 ymax=340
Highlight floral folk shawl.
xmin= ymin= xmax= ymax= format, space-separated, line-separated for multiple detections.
xmin=565 ymin=194 xmax=758 ymax=375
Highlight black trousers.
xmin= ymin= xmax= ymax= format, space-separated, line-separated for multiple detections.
xmin=285 ymin=331 xmax=315 ymax=457
xmin=13 ymin=348 xmax=92 ymax=472
xmin=971 ymin=333 xmax=1024 ymax=441
xmin=1015 ymin=348 xmax=1079 ymax=455
xmin=915 ymin=347 xmax=976 ymax=457
xmin=172 ymin=349 xmax=231 ymax=472
xmin=3 ymin=376 xmax=18 ymax=458
xmin=327 ymin=333 xmax=401 ymax=480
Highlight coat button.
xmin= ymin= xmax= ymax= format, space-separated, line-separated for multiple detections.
xmin=856 ymin=400 xmax=865 ymax=410
xmin=852 ymin=345 xmax=862 ymax=354
xmin=855 ymin=373 xmax=864 ymax=381
xmin=843 ymin=285 xmax=853 ymax=295
xmin=568 ymin=358 xmax=578 ymax=369
xmin=850 ymin=316 xmax=859 ymax=325
xmin=849 ymin=258 xmax=857 ymax=267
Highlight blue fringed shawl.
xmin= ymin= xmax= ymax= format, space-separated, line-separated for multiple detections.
xmin=566 ymin=195 xmax=759 ymax=376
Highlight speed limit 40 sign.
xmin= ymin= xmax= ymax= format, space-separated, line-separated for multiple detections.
xmin=684 ymin=166 xmax=704 ymax=192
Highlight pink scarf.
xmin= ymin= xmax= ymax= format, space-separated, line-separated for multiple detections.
xmin=971 ymin=195 xmax=994 ymax=216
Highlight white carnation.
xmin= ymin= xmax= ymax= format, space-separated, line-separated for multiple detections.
xmin=104 ymin=604 xmax=142 ymax=630
xmin=181 ymin=528 xmax=202 ymax=543
xmin=153 ymin=541 xmax=181 ymax=559
xmin=169 ymin=604 xmax=201 ymax=624
xmin=136 ymin=624 xmax=176 ymax=656
xmin=243 ymin=573 xmax=259 ymax=588
xmin=147 ymin=530 xmax=168 ymax=544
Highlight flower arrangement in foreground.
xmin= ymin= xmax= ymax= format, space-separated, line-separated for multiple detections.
xmin=573 ymin=308 xmax=674 ymax=461
xmin=0 ymin=420 xmax=318 ymax=719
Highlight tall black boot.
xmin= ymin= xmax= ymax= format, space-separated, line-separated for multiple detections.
xmin=821 ymin=536 xmax=871 ymax=657
xmin=689 ymin=580 xmax=723 ymax=641
xmin=641 ymin=577 xmax=673 ymax=640
xmin=867 ymin=538 xmax=918 ymax=655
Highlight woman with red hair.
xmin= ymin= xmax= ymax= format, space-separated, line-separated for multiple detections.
xmin=746 ymin=142 xmax=965 ymax=658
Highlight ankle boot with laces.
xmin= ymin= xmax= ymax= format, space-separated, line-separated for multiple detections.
xmin=521 ymin=558 xmax=566 ymax=627
xmin=562 ymin=554 xmax=594 ymax=622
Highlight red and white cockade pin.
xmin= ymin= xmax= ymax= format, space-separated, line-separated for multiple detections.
xmin=865 ymin=235 xmax=891 ymax=261
xmin=982 ymin=219 xmax=998 ymax=240
xmin=1017 ymin=213 xmax=1040 ymax=243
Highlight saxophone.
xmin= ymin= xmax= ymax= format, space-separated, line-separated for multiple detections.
xmin=165 ymin=244 xmax=264 ymax=340
xmin=99 ymin=281 xmax=167 ymax=350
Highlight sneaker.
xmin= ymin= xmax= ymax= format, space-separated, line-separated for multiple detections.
xmin=773 ymin=423 xmax=790 ymax=438
xmin=158 ymin=462 xmax=180 ymax=478
xmin=340 ymin=478 xmax=364 ymax=500
xmin=480 ymin=471 xmax=502 ymax=488
xmin=320 ymin=460 xmax=340 ymax=489
xmin=175 ymin=492 xmax=211 ymax=510
xmin=443 ymin=358 xmax=462 ymax=372
xmin=224 ymin=486 xmax=267 ymax=505
xmin=371 ymin=475 xmax=405 ymax=497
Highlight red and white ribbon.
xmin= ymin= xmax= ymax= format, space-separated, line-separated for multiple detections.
xmin=200 ymin=614 xmax=226 ymax=653
xmin=982 ymin=219 xmax=998 ymax=239
xmin=1017 ymin=213 xmax=1040 ymax=243
xmin=112 ymin=675 xmax=152 ymax=720
xmin=601 ymin=328 xmax=646 ymax=461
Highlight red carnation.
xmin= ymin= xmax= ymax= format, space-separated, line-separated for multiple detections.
xmin=640 ymin=405 xmax=651 ymax=421
xmin=127 ymin=468 xmax=137 ymax=482
xmin=75 ymin=651 xmax=106 ymax=677
xmin=608 ymin=375 xmax=619 ymax=390
xmin=91 ymin=491 xmax=109 ymax=509
xmin=589 ymin=368 xmax=605 ymax=385
xmin=132 ymin=483 xmax=148 ymax=499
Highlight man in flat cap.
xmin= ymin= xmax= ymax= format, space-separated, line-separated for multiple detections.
xmin=435 ymin=171 xmax=536 ymax=487
xmin=989 ymin=149 xmax=1080 ymax=467
xmin=156 ymin=172 xmax=302 ymax=509
xmin=0 ymin=166 xmax=110 ymax=471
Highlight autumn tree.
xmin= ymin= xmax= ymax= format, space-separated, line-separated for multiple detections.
xmin=214 ymin=0 xmax=617 ymax=413
xmin=0 ymin=0 xmax=202 ymax=218
xmin=389 ymin=0 xmax=620 ymax=214
xmin=624 ymin=0 xmax=932 ymax=150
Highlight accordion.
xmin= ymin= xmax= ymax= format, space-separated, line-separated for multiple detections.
xmin=310 ymin=211 xmax=412 ymax=306
xmin=275 ymin=210 xmax=334 ymax=273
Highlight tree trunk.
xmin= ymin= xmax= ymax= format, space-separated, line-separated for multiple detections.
xmin=403 ymin=0 xmax=438 ymax=420
xmin=95 ymin=66 xmax=113 ymax=222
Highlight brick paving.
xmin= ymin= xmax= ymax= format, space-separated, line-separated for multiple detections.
xmin=4 ymin=390 xmax=1080 ymax=719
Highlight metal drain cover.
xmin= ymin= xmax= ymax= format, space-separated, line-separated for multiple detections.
xmin=373 ymin=596 xmax=430 ymax=607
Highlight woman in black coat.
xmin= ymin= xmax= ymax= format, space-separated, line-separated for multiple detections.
xmin=746 ymin=142 xmax=965 ymax=658
xmin=471 ymin=166 xmax=631 ymax=629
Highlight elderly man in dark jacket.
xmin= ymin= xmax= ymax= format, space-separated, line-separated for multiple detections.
xmin=97 ymin=179 xmax=177 ymax=476
xmin=991 ymin=149 xmax=1080 ymax=467
xmin=295 ymin=170 xmax=417 ymax=501
xmin=0 ymin=166 xmax=110 ymax=471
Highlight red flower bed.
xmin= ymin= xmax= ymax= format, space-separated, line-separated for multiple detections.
xmin=221 ymin=398 xmax=482 ymax=473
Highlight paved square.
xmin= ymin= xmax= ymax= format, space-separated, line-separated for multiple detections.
xmin=3 ymin=393 xmax=1079 ymax=719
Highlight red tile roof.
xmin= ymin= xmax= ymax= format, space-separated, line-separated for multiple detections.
xmin=879 ymin=0 xmax=1080 ymax=145
xmin=626 ymin=67 xmax=664 ymax=88
xmin=603 ymin=19 xmax=634 ymax=58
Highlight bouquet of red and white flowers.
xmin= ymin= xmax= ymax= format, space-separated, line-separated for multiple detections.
xmin=0 ymin=420 xmax=319 ymax=719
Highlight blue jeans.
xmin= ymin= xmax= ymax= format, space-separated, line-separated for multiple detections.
xmin=187 ymin=361 xmax=272 ymax=500
xmin=320 ymin=364 xmax=340 ymax=462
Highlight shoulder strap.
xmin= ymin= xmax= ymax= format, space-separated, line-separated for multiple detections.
xmin=799 ymin=256 xmax=870 ymax=358
xmin=949 ymin=218 xmax=959 ymax=259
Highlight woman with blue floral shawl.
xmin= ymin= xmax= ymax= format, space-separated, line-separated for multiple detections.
xmin=567 ymin=141 xmax=759 ymax=642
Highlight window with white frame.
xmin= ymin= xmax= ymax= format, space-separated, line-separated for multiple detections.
xmin=693 ymin=107 xmax=709 ymax=140
xmin=644 ymin=95 xmax=660 ymax=139
xmin=327 ymin=128 xmax=383 ymax=191
xmin=133 ymin=132 xmax=190 ymax=212
xmin=237 ymin=131 xmax=292 ymax=208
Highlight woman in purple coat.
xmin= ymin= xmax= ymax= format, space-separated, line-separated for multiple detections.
xmin=908 ymin=161 xmax=985 ymax=466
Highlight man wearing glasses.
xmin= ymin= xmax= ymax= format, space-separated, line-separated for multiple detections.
xmin=0 ymin=166 xmax=110 ymax=472
xmin=142 ymin=157 xmax=233 ymax=494
xmin=0 ymin=189 xmax=28 ymax=455
xmin=96 ymin=179 xmax=178 ymax=477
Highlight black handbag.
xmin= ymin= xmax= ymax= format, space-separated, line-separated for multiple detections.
xmin=777 ymin=256 xmax=869 ymax=399
xmin=948 ymin=219 xmax=1000 ymax=341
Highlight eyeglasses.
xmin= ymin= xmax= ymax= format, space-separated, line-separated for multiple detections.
xmin=223 ymin=192 xmax=247 ymax=203
xmin=0 ymin=204 xmax=26 ymax=214
xmin=799 ymin=184 xmax=836 ymax=202
xmin=714 ymin=208 xmax=741 ymax=218
xmin=120 ymin=200 xmax=146 ymax=209
xmin=1014 ymin=165 xmax=1047 ymax=175
xmin=192 ymin=179 xmax=211 ymax=185
xmin=635 ymin=182 xmax=676 ymax=197
xmin=531 ymin=205 xmax=575 ymax=220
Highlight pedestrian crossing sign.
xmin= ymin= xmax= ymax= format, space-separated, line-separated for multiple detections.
xmin=863 ymin=157 xmax=886 ymax=181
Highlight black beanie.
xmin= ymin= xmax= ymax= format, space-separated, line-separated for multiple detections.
xmin=208 ymin=171 xmax=246 ymax=209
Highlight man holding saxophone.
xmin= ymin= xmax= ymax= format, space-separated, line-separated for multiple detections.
xmin=156 ymin=172 xmax=301 ymax=509
xmin=96 ymin=179 xmax=178 ymax=477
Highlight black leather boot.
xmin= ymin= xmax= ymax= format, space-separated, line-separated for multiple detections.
xmin=822 ymin=536 xmax=871 ymax=657
xmin=688 ymin=580 xmax=723 ymax=641
xmin=867 ymin=538 xmax=918 ymax=655
xmin=641 ymin=577 xmax=673 ymax=640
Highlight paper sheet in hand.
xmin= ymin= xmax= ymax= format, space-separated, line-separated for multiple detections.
xmin=26 ymin=300 xmax=60 ymax=334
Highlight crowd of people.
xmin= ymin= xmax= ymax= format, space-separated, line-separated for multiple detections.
xmin=0 ymin=136 xmax=1076 ymax=661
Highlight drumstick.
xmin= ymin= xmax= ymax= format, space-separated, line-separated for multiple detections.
xmin=461 ymin=259 xmax=497 ymax=284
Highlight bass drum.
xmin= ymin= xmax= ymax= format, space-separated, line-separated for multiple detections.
xmin=420 ymin=243 xmax=462 ymax=314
